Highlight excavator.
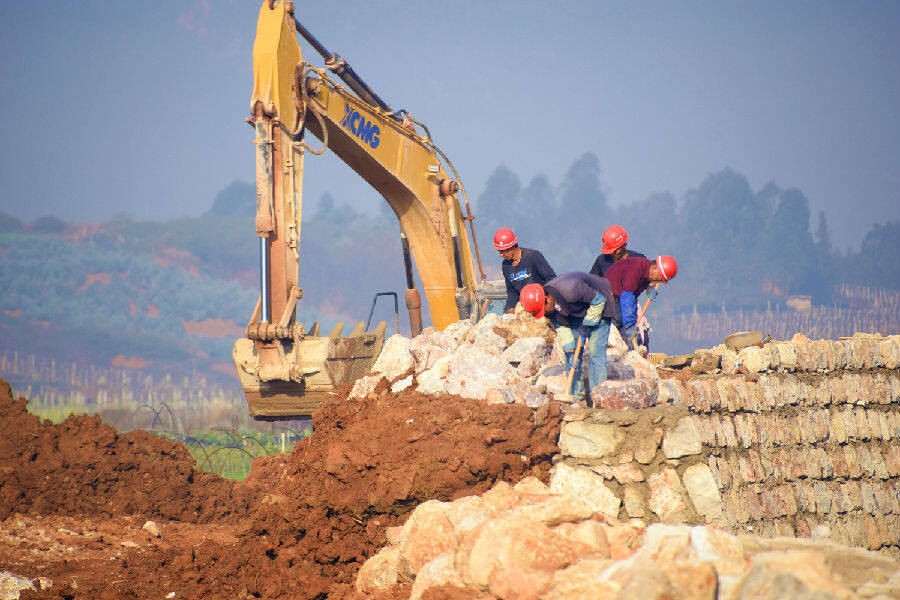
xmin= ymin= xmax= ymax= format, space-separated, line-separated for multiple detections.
xmin=233 ymin=1 xmax=506 ymax=419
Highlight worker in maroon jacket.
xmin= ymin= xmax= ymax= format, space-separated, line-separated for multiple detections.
xmin=604 ymin=255 xmax=678 ymax=349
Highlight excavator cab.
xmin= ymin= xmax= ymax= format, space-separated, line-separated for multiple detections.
xmin=234 ymin=1 xmax=487 ymax=419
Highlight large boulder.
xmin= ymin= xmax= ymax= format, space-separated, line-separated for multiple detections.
xmin=548 ymin=463 xmax=621 ymax=521
xmin=492 ymin=309 xmax=555 ymax=348
xmin=501 ymin=337 xmax=550 ymax=378
xmin=372 ymin=334 xmax=414 ymax=381
xmin=415 ymin=356 xmax=452 ymax=396
xmin=535 ymin=365 xmax=568 ymax=398
xmin=592 ymin=378 xmax=658 ymax=409
xmin=445 ymin=343 xmax=520 ymax=399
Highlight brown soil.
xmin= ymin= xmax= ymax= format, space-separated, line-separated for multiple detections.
xmin=0 ymin=379 xmax=248 ymax=524
xmin=0 ymin=377 xmax=562 ymax=599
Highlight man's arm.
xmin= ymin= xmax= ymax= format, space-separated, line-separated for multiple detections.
xmin=533 ymin=251 xmax=557 ymax=283
xmin=503 ymin=274 xmax=517 ymax=312
xmin=620 ymin=291 xmax=638 ymax=329
xmin=588 ymin=255 xmax=603 ymax=277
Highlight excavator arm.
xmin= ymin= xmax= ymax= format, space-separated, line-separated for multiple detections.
xmin=233 ymin=1 xmax=491 ymax=419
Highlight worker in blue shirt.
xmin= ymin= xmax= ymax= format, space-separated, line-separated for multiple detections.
xmin=493 ymin=227 xmax=556 ymax=313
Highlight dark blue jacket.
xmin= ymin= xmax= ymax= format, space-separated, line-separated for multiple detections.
xmin=543 ymin=272 xmax=616 ymax=329
xmin=502 ymin=247 xmax=556 ymax=312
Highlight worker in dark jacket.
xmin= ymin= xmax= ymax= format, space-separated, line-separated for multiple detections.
xmin=604 ymin=255 xmax=678 ymax=349
xmin=520 ymin=273 xmax=616 ymax=400
xmin=493 ymin=227 xmax=556 ymax=313
xmin=589 ymin=224 xmax=647 ymax=277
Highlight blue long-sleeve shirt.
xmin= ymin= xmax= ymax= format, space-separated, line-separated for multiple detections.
xmin=501 ymin=247 xmax=556 ymax=312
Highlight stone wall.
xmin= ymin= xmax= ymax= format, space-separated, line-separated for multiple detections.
xmin=555 ymin=334 xmax=900 ymax=556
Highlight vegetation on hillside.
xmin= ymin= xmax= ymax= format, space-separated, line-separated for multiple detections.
xmin=0 ymin=156 xmax=897 ymax=388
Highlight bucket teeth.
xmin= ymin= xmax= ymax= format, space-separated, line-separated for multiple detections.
xmin=348 ymin=321 xmax=365 ymax=337
xmin=235 ymin=317 xmax=389 ymax=420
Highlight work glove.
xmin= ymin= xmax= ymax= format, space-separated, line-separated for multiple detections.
xmin=646 ymin=286 xmax=659 ymax=301
xmin=636 ymin=316 xmax=651 ymax=337
xmin=623 ymin=325 xmax=637 ymax=350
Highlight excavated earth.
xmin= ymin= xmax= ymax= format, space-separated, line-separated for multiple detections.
xmin=0 ymin=377 xmax=562 ymax=599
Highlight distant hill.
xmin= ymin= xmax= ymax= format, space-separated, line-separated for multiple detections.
xmin=0 ymin=186 xmax=409 ymax=385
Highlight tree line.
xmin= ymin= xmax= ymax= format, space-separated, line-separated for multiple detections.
xmin=472 ymin=154 xmax=899 ymax=311
xmin=0 ymin=155 xmax=896 ymax=375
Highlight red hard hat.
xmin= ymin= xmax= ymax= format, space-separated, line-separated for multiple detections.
xmin=656 ymin=255 xmax=678 ymax=282
xmin=493 ymin=227 xmax=518 ymax=251
xmin=519 ymin=283 xmax=546 ymax=319
xmin=601 ymin=225 xmax=628 ymax=254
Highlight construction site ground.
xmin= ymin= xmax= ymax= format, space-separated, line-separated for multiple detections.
xmin=0 ymin=378 xmax=562 ymax=599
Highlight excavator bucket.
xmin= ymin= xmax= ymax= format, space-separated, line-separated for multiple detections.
xmin=233 ymin=320 xmax=386 ymax=419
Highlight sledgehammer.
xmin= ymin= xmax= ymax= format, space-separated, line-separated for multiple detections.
xmin=561 ymin=336 xmax=585 ymax=402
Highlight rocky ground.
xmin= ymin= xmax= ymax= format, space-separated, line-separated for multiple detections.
xmin=1 ymin=315 xmax=899 ymax=599
xmin=356 ymin=477 xmax=900 ymax=600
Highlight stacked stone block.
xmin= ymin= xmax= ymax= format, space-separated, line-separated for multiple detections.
xmin=556 ymin=334 xmax=900 ymax=556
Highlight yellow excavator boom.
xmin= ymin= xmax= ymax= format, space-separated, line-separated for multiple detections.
xmin=233 ymin=1 xmax=493 ymax=419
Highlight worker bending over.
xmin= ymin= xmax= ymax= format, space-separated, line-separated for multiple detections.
xmin=493 ymin=227 xmax=556 ymax=314
xmin=604 ymin=255 xmax=678 ymax=349
xmin=589 ymin=224 xmax=646 ymax=277
xmin=520 ymin=274 xmax=616 ymax=401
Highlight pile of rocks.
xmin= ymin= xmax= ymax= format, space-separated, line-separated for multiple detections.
xmin=680 ymin=332 xmax=900 ymax=376
xmin=350 ymin=311 xmax=558 ymax=408
xmin=351 ymin=310 xmax=665 ymax=410
xmin=355 ymin=477 xmax=900 ymax=600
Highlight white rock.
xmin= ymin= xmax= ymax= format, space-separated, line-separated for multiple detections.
xmin=486 ymin=388 xmax=516 ymax=404
xmin=416 ymin=356 xmax=452 ymax=396
xmin=607 ymin=324 xmax=629 ymax=359
xmin=623 ymin=351 xmax=660 ymax=384
xmin=354 ymin=546 xmax=410 ymax=593
xmin=0 ymin=571 xmax=36 ymax=598
xmin=661 ymin=416 xmax=702 ymax=458
xmin=501 ymin=337 xmax=550 ymax=378
xmin=349 ymin=374 xmax=384 ymax=399
xmin=142 ymin=520 xmax=161 ymax=538
xmin=409 ymin=554 xmax=464 ymax=600
xmin=443 ymin=320 xmax=474 ymax=344
xmin=372 ymin=334 xmax=414 ymax=381
xmin=681 ymin=464 xmax=724 ymax=522
xmin=548 ymin=463 xmax=621 ymax=521
xmin=409 ymin=342 xmax=449 ymax=374
xmin=391 ymin=375 xmax=414 ymax=393
xmin=535 ymin=365 xmax=568 ymax=397
xmin=445 ymin=344 xmax=519 ymax=399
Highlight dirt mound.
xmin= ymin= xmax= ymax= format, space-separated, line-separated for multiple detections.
xmin=169 ymin=386 xmax=563 ymax=599
xmin=0 ymin=379 xmax=250 ymax=523
xmin=0 ymin=377 xmax=561 ymax=599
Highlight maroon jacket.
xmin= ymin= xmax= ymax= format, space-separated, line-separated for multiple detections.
xmin=604 ymin=256 xmax=652 ymax=297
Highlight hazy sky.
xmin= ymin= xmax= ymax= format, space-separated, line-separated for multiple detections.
xmin=1 ymin=1 xmax=898 ymax=246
